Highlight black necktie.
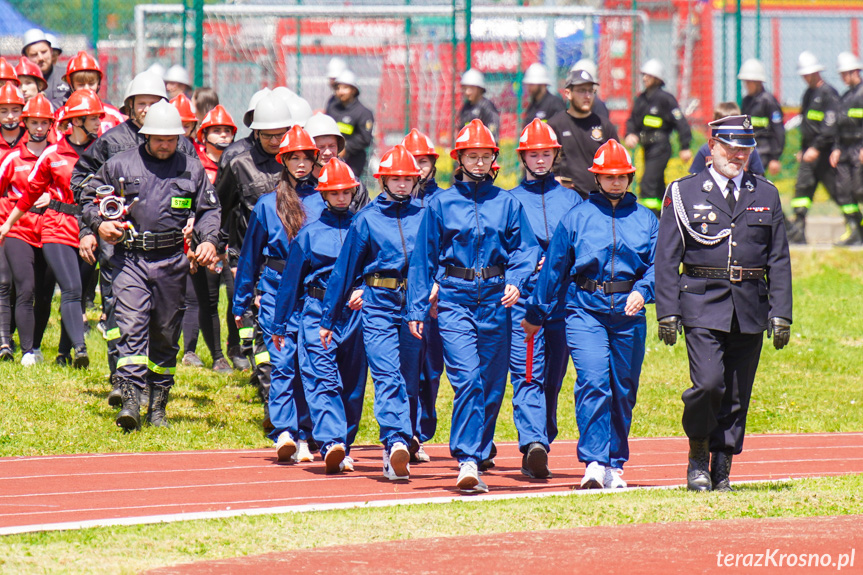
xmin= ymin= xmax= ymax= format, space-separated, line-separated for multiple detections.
xmin=725 ymin=180 xmax=737 ymax=212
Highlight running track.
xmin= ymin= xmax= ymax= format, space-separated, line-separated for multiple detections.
xmin=2 ymin=432 xmax=862 ymax=535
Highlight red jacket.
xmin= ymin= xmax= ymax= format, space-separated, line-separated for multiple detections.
xmin=196 ymin=143 xmax=219 ymax=185
xmin=101 ymin=103 xmax=124 ymax=134
xmin=0 ymin=143 xmax=43 ymax=247
xmin=21 ymin=137 xmax=80 ymax=247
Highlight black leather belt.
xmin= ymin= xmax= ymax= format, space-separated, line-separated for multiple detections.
xmin=264 ymin=257 xmax=285 ymax=273
xmin=308 ymin=286 xmax=326 ymax=301
xmin=125 ymin=230 xmax=185 ymax=251
xmin=575 ymin=274 xmax=636 ymax=294
xmin=445 ymin=264 xmax=504 ymax=281
xmin=364 ymin=273 xmax=406 ymax=290
xmin=683 ymin=264 xmax=766 ymax=282
xmin=47 ymin=199 xmax=81 ymax=216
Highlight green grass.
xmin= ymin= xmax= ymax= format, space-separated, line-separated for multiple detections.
xmin=1 ymin=474 xmax=861 ymax=574
xmin=1 ymin=248 xmax=861 ymax=572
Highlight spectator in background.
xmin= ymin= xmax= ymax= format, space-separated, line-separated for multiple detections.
xmin=21 ymin=29 xmax=69 ymax=108
xmin=325 ymin=70 xmax=374 ymax=178
xmin=689 ymin=102 xmax=765 ymax=176
xmin=193 ymin=87 xmax=219 ymax=122
xmin=547 ymin=69 xmax=618 ymax=198
xmin=570 ymin=59 xmax=609 ymax=121
xmin=325 ymin=57 xmax=348 ymax=111
xmin=829 ymin=51 xmax=863 ymax=246
xmin=458 ymin=69 xmax=500 ymax=139
xmin=738 ymin=58 xmax=785 ymax=176
xmin=164 ymin=65 xmax=192 ymax=99
xmin=522 ymin=63 xmax=564 ymax=127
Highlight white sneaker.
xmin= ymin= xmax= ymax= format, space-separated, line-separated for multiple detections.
xmin=275 ymin=431 xmax=296 ymax=462
xmin=324 ymin=443 xmax=346 ymax=474
xmin=413 ymin=444 xmax=431 ymax=463
xmin=457 ymin=460 xmax=480 ymax=492
xmin=580 ymin=461 xmax=605 ymax=489
xmin=293 ymin=440 xmax=314 ymax=462
xmin=340 ymin=455 xmax=355 ymax=473
xmin=383 ymin=443 xmax=410 ymax=480
xmin=604 ymin=467 xmax=627 ymax=489
xmin=21 ymin=352 xmax=37 ymax=366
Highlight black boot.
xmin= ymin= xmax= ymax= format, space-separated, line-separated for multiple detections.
xmin=785 ymin=208 xmax=808 ymax=244
xmin=72 ymin=345 xmax=89 ymax=369
xmin=521 ymin=442 xmax=551 ymax=479
xmin=835 ymin=212 xmax=863 ymax=246
xmin=255 ymin=365 xmax=272 ymax=431
xmin=115 ymin=378 xmax=141 ymax=431
xmin=228 ymin=345 xmax=251 ymax=371
xmin=107 ymin=374 xmax=123 ymax=407
xmin=0 ymin=334 xmax=13 ymax=362
xmin=687 ymin=438 xmax=712 ymax=492
xmin=147 ymin=384 xmax=171 ymax=428
xmin=479 ymin=442 xmax=497 ymax=471
xmin=710 ymin=451 xmax=734 ymax=492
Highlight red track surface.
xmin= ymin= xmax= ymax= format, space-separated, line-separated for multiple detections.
xmin=2 ymin=432 xmax=862 ymax=535
xmin=148 ymin=515 xmax=862 ymax=575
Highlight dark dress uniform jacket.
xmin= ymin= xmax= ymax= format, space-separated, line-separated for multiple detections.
xmin=655 ymin=170 xmax=792 ymax=334
xmin=800 ymin=82 xmax=840 ymax=151
xmin=741 ymin=89 xmax=785 ymax=163
xmin=625 ymin=87 xmax=692 ymax=148
xmin=524 ymin=91 xmax=565 ymax=125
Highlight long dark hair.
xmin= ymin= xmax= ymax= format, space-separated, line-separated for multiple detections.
xmin=275 ymin=160 xmax=308 ymax=240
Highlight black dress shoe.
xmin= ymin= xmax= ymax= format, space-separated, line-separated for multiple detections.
xmin=711 ymin=451 xmax=734 ymax=492
xmin=521 ymin=442 xmax=551 ymax=479
xmin=687 ymin=438 xmax=712 ymax=492
xmin=72 ymin=346 xmax=89 ymax=369
xmin=479 ymin=442 xmax=497 ymax=471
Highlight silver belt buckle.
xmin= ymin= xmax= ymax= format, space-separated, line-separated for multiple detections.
xmin=729 ymin=265 xmax=743 ymax=282
xmin=141 ymin=231 xmax=154 ymax=251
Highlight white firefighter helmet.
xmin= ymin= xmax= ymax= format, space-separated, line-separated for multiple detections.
xmin=249 ymin=92 xmax=293 ymax=131
xmin=737 ymin=58 xmax=767 ymax=83
xmin=797 ymin=51 xmax=824 ymax=76
xmin=138 ymin=100 xmax=185 ymax=136
xmin=460 ymin=68 xmax=486 ymax=90
xmin=523 ymin=63 xmax=552 ymax=86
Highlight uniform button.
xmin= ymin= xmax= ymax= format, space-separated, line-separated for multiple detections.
xmin=733 ymin=260 xmax=738 ymax=265
xmin=732 ymin=241 xmax=738 ymax=246
xmin=683 ymin=285 xmax=688 ymax=289
xmin=730 ymin=223 xmax=735 ymax=228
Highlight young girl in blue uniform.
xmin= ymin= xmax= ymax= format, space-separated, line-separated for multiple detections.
xmin=232 ymin=125 xmax=315 ymax=462
xmin=407 ymin=119 xmax=539 ymax=493
xmin=523 ymin=139 xmax=657 ymax=489
xmin=272 ymin=157 xmax=368 ymax=474
xmin=319 ymin=145 xmax=425 ymax=481
xmin=505 ymin=119 xmax=582 ymax=479
xmin=401 ymin=128 xmax=444 ymax=462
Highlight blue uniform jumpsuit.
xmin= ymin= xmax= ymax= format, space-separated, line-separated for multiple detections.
xmin=407 ymin=177 xmax=539 ymax=465
xmin=526 ymin=191 xmax=657 ymax=469
xmin=232 ymin=191 xmax=310 ymax=443
xmin=272 ymin=203 xmax=368 ymax=457
xmin=414 ymin=177 xmax=446 ymax=443
xmin=321 ymin=194 xmax=425 ymax=452
xmin=506 ymin=175 xmax=582 ymax=452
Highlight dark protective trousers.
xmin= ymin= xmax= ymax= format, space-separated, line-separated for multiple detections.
xmin=112 ymin=249 xmax=187 ymax=390
xmin=639 ymin=139 xmax=672 ymax=210
xmin=567 ymin=307 xmax=646 ymax=469
xmin=682 ymin=326 xmax=763 ymax=455
xmin=416 ymin=315 xmax=444 ymax=443
xmin=298 ymin=297 xmax=367 ymax=456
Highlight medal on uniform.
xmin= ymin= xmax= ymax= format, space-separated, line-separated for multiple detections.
xmin=745 ymin=181 xmax=754 ymax=191
xmin=701 ymin=223 xmax=708 ymax=233
xmin=702 ymin=180 xmax=713 ymax=192
xmin=708 ymin=212 xmax=717 ymax=221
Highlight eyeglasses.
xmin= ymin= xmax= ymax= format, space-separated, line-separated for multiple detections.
xmin=258 ymin=130 xmax=288 ymax=142
xmin=571 ymin=87 xmax=596 ymax=96
xmin=461 ymin=153 xmax=495 ymax=164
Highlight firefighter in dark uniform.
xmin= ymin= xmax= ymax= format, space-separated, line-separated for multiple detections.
xmin=81 ymin=101 xmax=220 ymax=431
xmin=625 ymin=59 xmax=692 ymax=216
xmin=21 ymin=29 xmax=70 ymax=109
xmin=522 ymin=63 xmax=565 ymax=126
xmin=547 ymin=69 xmax=618 ymax=198
xmin=325 ymin=70 xmax=374 ymax=178
xmin=458 ymin=69 xmax=501 ymax=139
xmin=787 ymin=51 xmax=840 ymax=244
xmin=829 ymin=51 xmax=863 ymax=246
xmin=72 ymin=71 xmax=196 ymax=404
xmin=655 ymin=115 xmax=792 ymax=492
xmin=738 ymin=58 xmax=785 ymax=177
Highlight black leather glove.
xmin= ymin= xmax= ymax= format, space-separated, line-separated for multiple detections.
xmin=658 ymin=315 xmax=682 ymax=346
xmin=767 ymin=317 xmax=791 ymax=350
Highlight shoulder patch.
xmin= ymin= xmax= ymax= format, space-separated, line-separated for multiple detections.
xmin=672 ymin=108 xmax=683 ymax=120
xmin=663 ymin=195 xmax=672 ymax=208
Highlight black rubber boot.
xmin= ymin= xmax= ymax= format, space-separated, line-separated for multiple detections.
xmin=115 ymin=379 xmax=141 ymax=432
xmin=785 ymin=207 xmax=808 ymax=244
xmin=710 ymin=451 xmax=734 ymax=492
xmin=479 ymin=442 xmax=497 ymax=471
xmin=72 ymin=345 xmax=89 ymax=369
xmin=521 ymin=442 xmax=551 ymax=479
xmin=0 ymin=334 xmax=14 ymax=362
xmin=146 ymin=384 xmax=171 ymax=428
xmin=107 ymin=374 xmax=123 ymax=407
xmin=686 ymin=438 xmax=712 ymax=492
xmin=227 ymin=345 xmax=250 ymax=371
xmin=835 ymin=212 xmax=863 ymax=246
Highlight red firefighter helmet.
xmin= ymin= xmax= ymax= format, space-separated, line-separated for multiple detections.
xmin=170 ymin=93 xmax=197 ymax=123
xmin=450 ymin=119 xmax=499 ymax=159
xmin=588 ymin=139 xmax=636 ymax=175
xmin=0 ymin=58 xmax=18 ymax=86
xmin=15 ymin=57 xmax=46 ymax=91
xmin=0 ymin=83 xmax=25 ymax=106
xmin=277 ymin=125 xmax=319 ymax=165
xmin=64 ymin=89 xmax=105 ymax=120
xmin=63 ymin=51 xmax=102 ymax=84
xmin=375 ymin=144 xmax=421 ymax=178
xmin=516 ymin=118 xmax=562 ymax=152
xmin=316 ymin=158 xmax=360 ymax=192
xmin=196 ymin=104 xmax=237 ymax=142
xmin=22 ymin=93 xmax=54 ymax=120
xmin=401 ymin=128 xmax=439 ymax=159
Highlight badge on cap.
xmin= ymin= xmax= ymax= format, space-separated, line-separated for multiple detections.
xmin=702 ymin=180 xmax=713 ymax=192
xmin=742 ymin=117 xmax=751 ymax=129
xmin=708 ymin=212 xmax=717 ymax=221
